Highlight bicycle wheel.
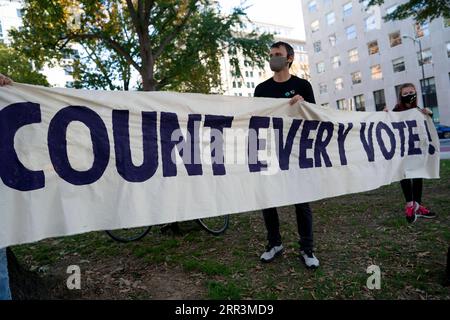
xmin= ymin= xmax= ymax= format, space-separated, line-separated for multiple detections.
xmin=105 ymin=226 xmax=152 ymax=243
xmin=197 ymin=215 xmax=229 ymax=236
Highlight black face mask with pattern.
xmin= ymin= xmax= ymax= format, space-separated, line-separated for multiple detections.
xmin=401 ymin=93 xmax=417 ymax=104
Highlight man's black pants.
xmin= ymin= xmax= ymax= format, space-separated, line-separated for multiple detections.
xmin=262 ymin=202 xmax=314 ymax=251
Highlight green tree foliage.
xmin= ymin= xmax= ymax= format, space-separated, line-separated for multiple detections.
xmin=0 ymin=43 xmax=49 ymax=86
xmin=367 ymin=0 xmax=450 ymax=23
xmin=11 ymin=0 xmax=273 ymax=92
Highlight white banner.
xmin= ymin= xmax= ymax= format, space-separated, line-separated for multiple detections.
xmin=0 ymin=83 xmax=440 ymax=248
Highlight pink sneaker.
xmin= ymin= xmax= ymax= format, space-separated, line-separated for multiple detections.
xmin=405 ymin=202 xmax=418 ymax=223
xmin=416 ymin=205 xmax=436 ymax=219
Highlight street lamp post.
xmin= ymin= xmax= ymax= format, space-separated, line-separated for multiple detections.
xmin=402 ymin=35 xmax=427 ymax=109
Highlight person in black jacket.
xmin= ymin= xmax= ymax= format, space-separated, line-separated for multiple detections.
xmin=254 ymin=41 xmax=319 ymax=269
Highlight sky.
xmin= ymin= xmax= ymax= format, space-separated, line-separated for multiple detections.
xmin=217 ymin=0 xmax=306 ymax=40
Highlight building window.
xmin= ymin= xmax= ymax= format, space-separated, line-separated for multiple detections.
xmin=394 ymin=84 xmax=403 ymax=99
xmin=389 ymin=31 xmax=402 ymax=47
xmin=386 ymin=4 xmax=398 ymax=15
xmin=337 ymin=98 xmax=347 ymax=110
xmin=365 ymin=15 xmax=377 ymax=31
xmin=371 ymin=64 xmax=382 ymax=80
xmin=418 ymin=49 xmax=432 ymax=65
xmin=238 ymin=82 xmax=242 ymax=88
xmin=0 ymin=21 xmax=3 ymax=39
xmin=351 ymin=71 xmax=362 ymax=84
xmin=245 ymin=71 xmax=249 ymax=77
xmin=246 ymin=82 xmax=250 ymax=88
xmin=331 ymin=55 xmax=341 ymax=69
xmin=415 ymin=22 xmax=430 ymax=38
xmin=447 ymin=42 xmax=450 ymax=58
xmin=313 ymin=41 xmax=322 ymax=53
xmin=420 ymin=77 xmax=438 ymax=114
xmin=251 ymin=82 xmax=255 ymax=88
xmin=346 ymin=25 xmax=356 ymax=39
xmin=319 ymin=83 xmax=328 ymax=94
xmin=232 ymin=81 xmax=236 ymax=88
xmin=334 ymin=77 xmax=344 ymax=90
xmin=392 ymin=57 xmax=405 ymax=73
xmin=368 ymin=40 xmax=379 ymax=55
xmin=348 ymin=48 xmax=359 ymax=63
xmin=316 ymin=61 xmax=325 ymax=74
xmin=17 ymin=9 xmax=23 ymax=18
xmin=343 ymin=2 xmax=352 ymax=17
xmin=354 ymin=94 xmax=365 ymax=111
xmin=311 ymin=20 xmax=320 ymax=33
xmin=373 ymin=89 xmax=386 ymax=111
xmin=248 ymin=93 xmax=252 ymax=97
xmin=308 ymin=1 xmax=318 ymax=12
xmin=326 ymin=12 xmax=335 ymax=25
xmin=329 ymin=34 xmax=337 ymax=46
xmin=250 ymin=71 xmax=254 ymax=77
xmin=360 ymin=0 xmax=370 ymax=8
xmin=64 ymin=66 xmax=73 ymax=75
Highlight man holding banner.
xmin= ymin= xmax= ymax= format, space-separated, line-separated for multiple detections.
xmin=254 ymin=42 xmax=319 ymax=269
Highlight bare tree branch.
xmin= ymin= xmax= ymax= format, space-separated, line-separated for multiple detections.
xmin=153 ymin=1 xmax=197 ymax=59
xmin=62 ymin=33 xmax=141 ymax=72
xmin=81 ymin=43 xmax=116 ymax=90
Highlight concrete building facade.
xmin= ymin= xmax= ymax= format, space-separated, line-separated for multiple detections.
xmin=301 ymin=0 xmax=450 ymax=125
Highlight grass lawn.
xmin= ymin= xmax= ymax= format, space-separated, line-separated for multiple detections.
xmin=12 ymin=160 xmax=450 ymax=300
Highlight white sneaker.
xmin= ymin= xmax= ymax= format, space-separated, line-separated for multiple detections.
xmin=300 ymin=250 xmax=319 ymax=269
xmin=260 ymin=244 xmax=284 ymax=263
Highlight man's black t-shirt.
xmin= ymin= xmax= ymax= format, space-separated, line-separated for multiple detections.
xmin=253 ymin=75 xmax=316 ymax=103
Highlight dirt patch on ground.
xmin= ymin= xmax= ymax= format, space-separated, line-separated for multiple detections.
xmin=11 ymin=251 xmax=206 ymax=300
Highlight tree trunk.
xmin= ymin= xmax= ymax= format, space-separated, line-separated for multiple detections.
xmin=141 ymin=61 xmax=156 ymax=92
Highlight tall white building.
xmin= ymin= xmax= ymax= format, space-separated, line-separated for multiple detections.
xmin=302 ymin=0 xmax=450 ymax=125
xmin=220 ymin=21 xmax=310 ymax=97
xmin=0 ymin=0 xmax=74 ymax=87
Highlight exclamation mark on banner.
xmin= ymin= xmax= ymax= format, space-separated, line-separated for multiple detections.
xmin=424 ymin=121 xmax=436 ymax=155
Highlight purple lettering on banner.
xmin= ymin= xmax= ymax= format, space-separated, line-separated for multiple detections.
xmin=392 ymin=122 xmax=407 ymax=157
xmin=299 ymin=120 xmax=319 ymax=169
xmin=112 ymin=110 xmax=158 ymax=182
xmin=360 ymin=122 xmax=375 ymax=162
xmin=376 ymin=122 xmax=396 ymax=160
xmin=406 ymin=120 xmax=422 ymax=155
xmin=248 ymin=116 xmax=270 ymax=172
xmin=423 ymin=121 xmax=436 ymax=155
xmin=0 ymin=102 xmax=45 ymax=191
xmin=48 ymin=106 xmax=110 ymax=185
xmin=337 ymin=123 xmax=353 ymax=166
xmin=160 ymin=112 xmax=202 ymax=177
xmin=272 ymin=117 xmax=302 ymax=170
xmin=314 ymin=121 xmax=334 ymax=168
xmin=203 ymin=115 xmax=234 ymax=176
